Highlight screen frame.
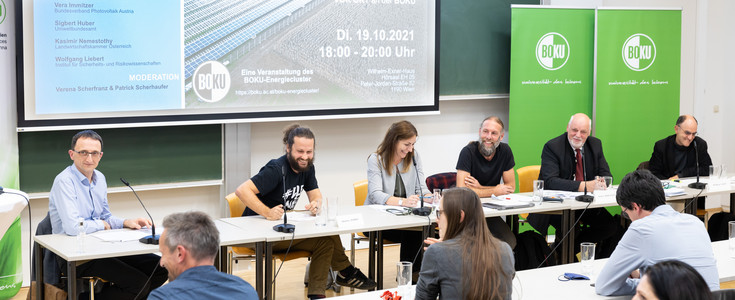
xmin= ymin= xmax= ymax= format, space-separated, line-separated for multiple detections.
xmin=15 ymin=0 xmax=440 ymax=130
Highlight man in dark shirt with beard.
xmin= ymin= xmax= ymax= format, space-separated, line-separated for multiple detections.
xmin=235 ymin=124 xmax=376 ymax=299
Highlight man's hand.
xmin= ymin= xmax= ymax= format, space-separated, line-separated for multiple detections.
xmin=629 ymin=269 xmax=640 ymax=279
xmin=669 ymin=175 xmax=679 ymax=180
xmin=493 ymin=184 xmax=514 ymax=195
xmin=101 ymin=220 xmax=111 ymax=230
xmin=305 ymin=200 xmax=320 ymax=215
xmin=463 ymin=175 xmax=482 ymax=189
xmin=267 ymin=205 xmax=285 ymax=221
xmin=423 ymin=237 xmax=442 ymax=250
xmin=123 ymin=218 xmax=152 ymax=230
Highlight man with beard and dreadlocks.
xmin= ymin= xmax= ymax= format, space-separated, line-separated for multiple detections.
xmin=454 ymin=116 xmax=517 ymax=249
xmin=235 ymin=124 xmax=376 ymax=299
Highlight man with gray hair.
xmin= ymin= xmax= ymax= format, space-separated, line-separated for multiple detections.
xmin=149 ymin=211 xmax=257 ymax=299
xmin=531 ymin=113 xmax=618 ymax=257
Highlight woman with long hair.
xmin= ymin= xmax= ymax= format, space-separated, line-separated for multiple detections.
xmin=634 ymin=260 xmax=713 ymax=300
xmin=366 ymin=120 xmax=431 ymax=279
xmin=416 ymin=187 xmax=514 ymax=300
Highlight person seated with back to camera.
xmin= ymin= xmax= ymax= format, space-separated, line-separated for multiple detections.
xmin=416 ymin=187 xmax=515 ymax=300
xmin=366 ymin=120 xmax=432 ymax=282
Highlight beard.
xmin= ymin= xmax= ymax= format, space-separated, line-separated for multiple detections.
xmin=478 ymin=139 xmax=498 ymax=157
xmin=287 ymin=152 xmax=314 ymax=173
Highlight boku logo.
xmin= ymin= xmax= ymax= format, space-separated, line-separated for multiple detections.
xmin=193 ymin=61 xmax=231 ymax=103
xmin=622 ymin=33 xmax=656 ymax=71
xmin=0 ymin=0 xmax=6 ymax=25
xmin=535 ymin=32 xmax=570 ymax=71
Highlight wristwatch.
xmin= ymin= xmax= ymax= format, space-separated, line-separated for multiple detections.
xmin=397 ymin=199 xmax=403 ymax=206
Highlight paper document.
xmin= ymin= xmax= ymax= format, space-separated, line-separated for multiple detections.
xmin=91 ymin=228 xmax=155 ymax=242
xmin=285 ymin=211 xmax=316 ymax=222
xmin=664 ymin=187 xmax=686 ymax=197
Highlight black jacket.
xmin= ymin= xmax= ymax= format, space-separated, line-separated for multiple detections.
xmin=648 ymin=135 xmax=712 ymax=179
xmin=539 ymin=133 xmax=612 ymax=191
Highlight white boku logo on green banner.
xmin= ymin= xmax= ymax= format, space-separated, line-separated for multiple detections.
xmin=535 ymin=32 xmax=570 ymax=70
xmin=622 ymin=33 xmax=656 ymax=71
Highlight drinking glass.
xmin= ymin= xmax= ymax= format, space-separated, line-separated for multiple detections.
xmin=603 ymin=176 xmax=613 ymax=188
xmin=327 ymin=196 xmax=338 ymax=222
xmin=532 ymin=180 xmax=544 ymax=203
xmin=710 ymin=165 xmax=721 ymax=181
xmin=396 ymin=261 xmax=413 ymax=296
xmin=432 ymin=189 xmax=442 ymax=208
xmin=580 ymin=242 xmax=596 ymax=276
xmin=314 ymin=204 xmax=327 ymax=227
xmin=729 ymin=221 xmax=735 ymax=257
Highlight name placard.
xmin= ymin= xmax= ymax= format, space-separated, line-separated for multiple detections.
xmin=336 ymin=214 xmax=364 ymax=228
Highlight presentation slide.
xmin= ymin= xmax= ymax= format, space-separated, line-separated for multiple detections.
xmin=18 ymin=0 xmax=438 ymax=128
xmin=33 ymin=1 xmax=183 ymax=114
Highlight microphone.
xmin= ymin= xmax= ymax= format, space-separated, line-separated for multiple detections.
xmin=411 ymin=157 xmax=432 ymax=216
xmin=688 ymin=140 xmax=707 ymax=189
xmin=120 ymin=178 xmax=160 ymax=244
xmin=273 ymin=165 xmax=295 ymax=233
xmin=575 ymin=148 xmax=594 ymax=203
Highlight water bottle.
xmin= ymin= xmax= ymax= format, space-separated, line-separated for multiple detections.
xmin=77 ymin=218 xmax=85 ymax=253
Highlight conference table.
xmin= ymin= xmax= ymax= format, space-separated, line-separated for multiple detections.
xmin=220 ymin=205 xmax=434 ymax=300
xmin=33 ymin=219 xmax=264 ymax=300
xmin=331 ymin=240 xmax=735 ymax=300
xmin=33 ymin=178 xmax=734 ymax=300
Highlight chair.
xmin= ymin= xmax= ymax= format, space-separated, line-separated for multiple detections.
xmin=516 ymin=165 xmax=541 ymax=218
xmin=31 ymin=213 xmax=103 ymax=300
xmin=636 ymin=160 xmax=650 ymax=170
xmin=713 ymin=288 xmax=735 ymax=300
xmin=349 ymin=180 xmax=369 ymax=277
xmin=224 ymin=193 xmax=315 ymax=296
xmin=516 ymin=165 xmax=541 ymax=193
xmin=425 ymin=172 xmax=457 ymax=191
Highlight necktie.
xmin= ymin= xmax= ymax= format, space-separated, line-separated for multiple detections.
xmin=575 ymin=149 xmax=584 ymax=181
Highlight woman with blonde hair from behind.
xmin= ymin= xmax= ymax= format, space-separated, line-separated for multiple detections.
xmin=415 ymin=187 xmax=514 ymax=300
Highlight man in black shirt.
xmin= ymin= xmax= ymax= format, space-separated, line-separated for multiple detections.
xmin=455 ymin=116 xmax=517 ymax=248
xmin=235 ymin=124 xmax=376 ymax=299
xmin=649 ymin=115 xmax=712 ymax=180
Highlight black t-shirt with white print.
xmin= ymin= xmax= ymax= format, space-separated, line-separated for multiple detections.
xmin=243 ymin=155 xmax=319 ymax=216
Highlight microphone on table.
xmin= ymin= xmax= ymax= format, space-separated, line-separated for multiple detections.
xmin=688 ymin=140 xmax=707 ymax=189
xmin=273 ymin=165 xmax=296 ymax=233
xmin=120 ymin=178 xmax=160 ymax=245
xmin=411 ymin=158 xmax=432 ymax=216
xmin=575 ymin=149 xmax=594 ymax=203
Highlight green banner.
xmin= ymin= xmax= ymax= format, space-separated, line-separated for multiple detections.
xmin=595 ymin=9 xmax=681 ymax=183
xmin=509 ymin=7 xmax=595 ymax=176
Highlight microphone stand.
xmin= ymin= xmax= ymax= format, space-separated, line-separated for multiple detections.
xmin=274 ymin=165 xmax=296 ymax=233
xmin=120 ymin=178 xmax=160 ymax=245
xmin=575 ymin=149 xmax=594 ymax=203
xmin=411 ymin=158 xmax=432 ymax=216
xmin=688 ymin=140 xmax=707 ymax=189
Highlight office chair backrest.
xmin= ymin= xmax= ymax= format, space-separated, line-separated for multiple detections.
xmin=517 ymin=165 xmax=541 ymax=193
xmin=226 ymin=193 xmax=247 ymax=218
xmin=425 ymin=172 xmax=457 ymax=191
xmin=353 ymin=180 xmax=368 ymax=206
xmin=32 ymin=213 xmax=63 ymax=285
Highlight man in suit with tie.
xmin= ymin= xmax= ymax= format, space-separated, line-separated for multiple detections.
xmin=530 ymin=113 xmax=618 ymax=258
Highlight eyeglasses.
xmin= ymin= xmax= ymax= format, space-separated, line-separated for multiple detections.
xmin=435 ymin=209 xmax=443 ymax=219
xmin=676 ymin=125 xmax=697 ymax=137
xmin=73 ymin=150 xmax=102 ymax=158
